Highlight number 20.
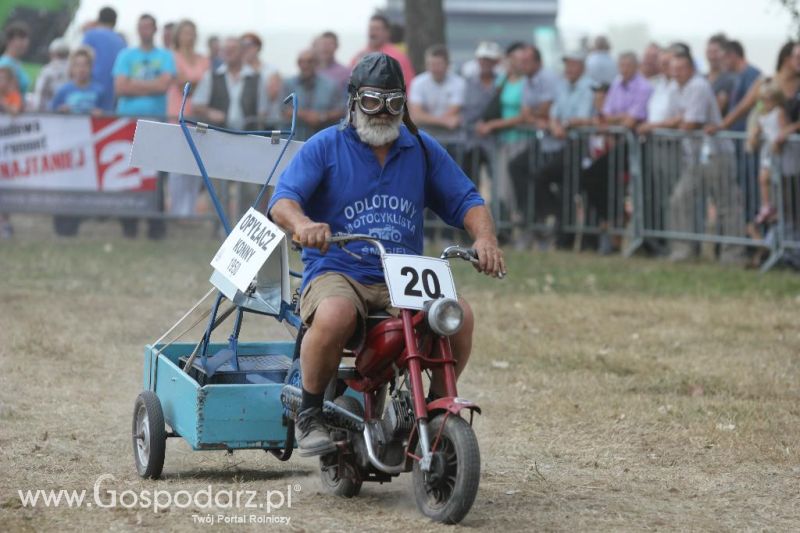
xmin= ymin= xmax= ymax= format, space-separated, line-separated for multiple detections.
xmin=401 ymin=266 xmax=442 ymax=299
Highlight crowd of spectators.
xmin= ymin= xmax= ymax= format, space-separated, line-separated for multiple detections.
xmin=2 ymin=6 xmax=800 ymax=266
xmin=399 ymin=31 xmax=800 ymax=264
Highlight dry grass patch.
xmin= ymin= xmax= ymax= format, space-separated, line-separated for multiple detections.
xmin=0 ymin=216 xmax=799 ymax=531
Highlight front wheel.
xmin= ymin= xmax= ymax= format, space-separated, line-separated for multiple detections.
xmin=412 ymin=415 xmax=480 ymax=524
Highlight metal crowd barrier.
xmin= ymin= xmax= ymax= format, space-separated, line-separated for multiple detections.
xmin=639 ymin=129 xmax=755 ymax=262
xmin=448 ymin=125 xmax=638 ymax=252
xmin=424 ymin=124 xmax=800 ymax=271
xmin=763 ymin=136 xmax=800 ymax=270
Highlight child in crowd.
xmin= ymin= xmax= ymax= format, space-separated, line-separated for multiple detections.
xmin=49 ymin=46 xmax=104 ymax=115
xmin=0 ymin=65 xmax=22 ymax=237
xmin=748 ymin=81 xmax=787 ymax=225
xmin=0 ymin=65 xmax=22 ymax=114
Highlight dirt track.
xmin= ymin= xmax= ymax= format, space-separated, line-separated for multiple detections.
xmin=1 ymin=219 xmax=800 ymax=532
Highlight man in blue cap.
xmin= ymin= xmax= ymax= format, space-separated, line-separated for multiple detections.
xmin=268 ymin=53 xmax=505 ymax=455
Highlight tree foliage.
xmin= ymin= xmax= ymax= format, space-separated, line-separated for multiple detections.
xmin=775 ymin=0 xmax=800 ymax=39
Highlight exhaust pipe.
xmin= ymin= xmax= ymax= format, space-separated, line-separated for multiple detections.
xmin=281 ymin=385 xmax=365 ymax=432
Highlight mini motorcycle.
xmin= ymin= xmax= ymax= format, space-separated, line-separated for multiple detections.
xmin=281 ymin=234 xmax=486 ymax=524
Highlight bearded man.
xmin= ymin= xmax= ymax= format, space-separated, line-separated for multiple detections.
xmin=268 ymin=53 xmax=505 ymax=456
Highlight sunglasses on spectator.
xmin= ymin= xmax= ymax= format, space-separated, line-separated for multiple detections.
xmin=355 ymin=90 xmax=406 ymax=116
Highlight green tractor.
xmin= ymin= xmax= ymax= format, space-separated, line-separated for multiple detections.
xmin=0 ymin=0 xmax=80 ymax=90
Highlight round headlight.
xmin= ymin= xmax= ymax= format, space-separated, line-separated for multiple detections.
xmin=427 ymin=298 xmax=464 ymax=337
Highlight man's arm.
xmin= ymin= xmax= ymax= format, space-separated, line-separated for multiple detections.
xmin=521 ymin=101 xmax=553 ymax=129
xmin=463 ymin=205 xmax=505 ymax=277
xmin=600 ymin=86 xmax=646 ymax=129
xmin=476 ymin=112 xmax=525 ymax=136
xmin=637 ymin=114 xmax=682 ymax=134
xmin=115 ymin=73 xmax=173 ymax=97
xmin=709 ymin=75 xmax=764 ymax=133
xmin=269 ymin=199 xmax=332 ymax=253
xmin=409 ymin=102 xmax=461 ymax=129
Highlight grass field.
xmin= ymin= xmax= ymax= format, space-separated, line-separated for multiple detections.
xmin=1 ymin=216 xmax=799 ymax=532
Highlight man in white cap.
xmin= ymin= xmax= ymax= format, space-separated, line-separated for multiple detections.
xmin=461 ymin=41 xmax=503 ymax=182
xmin=509 ymin=50 xmax=594 ymax=249
xmin=34 ymin=38 xmax=71 ymax=110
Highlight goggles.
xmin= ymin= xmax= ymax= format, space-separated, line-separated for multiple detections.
xmin=354 ymin=90 xmax=406 ymax=116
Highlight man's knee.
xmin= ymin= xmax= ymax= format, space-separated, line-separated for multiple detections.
xmin=309 ymin=296 xmax=358 ymax=339
xmin=456 ymin=297 xmax=474 ymax=337
xmin=431 ymin=298 xmax=473 ymax=349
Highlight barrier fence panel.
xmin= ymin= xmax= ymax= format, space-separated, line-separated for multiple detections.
xmin=763 ymin=136 xmax=800 ymax=270
xmin=485 ymin=129 xmax=569 ymax=245
xmin=639 ymin=129 xmax=767 ymax=264
xmin=478 ymin=126 xmax=636 ymax=252
xmin=559 ymin=126 xmax=635 ymax=253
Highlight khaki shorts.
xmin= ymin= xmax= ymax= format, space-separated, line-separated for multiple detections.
xmin=299 ymin=272 xmax=395 ymax=349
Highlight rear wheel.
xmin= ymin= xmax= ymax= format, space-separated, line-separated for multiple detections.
xmin=132 ymin=391 xmax=167 ymax=479
xmin=412 ymin=414 xmax=480 ymax=524
xmin=319 ymin=395 xmax=363 ymax=498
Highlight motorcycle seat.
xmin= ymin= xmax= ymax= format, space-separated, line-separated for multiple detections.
xmin=366 ymin=310 xmax=393 ymax=330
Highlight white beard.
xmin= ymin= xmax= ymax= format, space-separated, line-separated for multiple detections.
xmin=353 ymin=106 xmax=403 ymax=146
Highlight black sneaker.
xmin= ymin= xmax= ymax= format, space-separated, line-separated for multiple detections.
xmin=295 ymin=407 xmax=336 ymax=457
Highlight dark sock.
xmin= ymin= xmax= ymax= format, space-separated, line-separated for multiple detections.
xmin=301 ymin=388 xmax=324 ymax=411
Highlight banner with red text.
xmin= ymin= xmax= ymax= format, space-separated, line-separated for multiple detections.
xmin=0 ymin=113 xmax=160 ymax=215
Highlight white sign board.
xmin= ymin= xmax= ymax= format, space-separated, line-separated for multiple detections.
xmin=211 ymin=208 xmax=285 ymax=294
xmin=381 ymin=254 xmax=457 ymax=310
xmin=130 ymin=120 xmax=303 ymax=185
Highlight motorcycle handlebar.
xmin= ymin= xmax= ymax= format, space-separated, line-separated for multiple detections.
xmin=292 ymin=234 xmax=502 ymax=277
xmin=439 ymin=245 xmax=478 ymax=263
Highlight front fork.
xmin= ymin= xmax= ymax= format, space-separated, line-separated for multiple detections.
xmin=401 ymin=309 xmax=459 ymax=472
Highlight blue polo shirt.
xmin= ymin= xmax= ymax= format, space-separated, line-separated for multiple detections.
xmin=268 ymin=125 xmax=484 ymax=288
xmin=112 ymin=46 xmax=176 ymax=117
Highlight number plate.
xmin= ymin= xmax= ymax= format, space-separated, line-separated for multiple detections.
xmin=381 ymin=254 xmax=457 ymax=310
xmin=210 ymin=207 xmax=284 ymax=294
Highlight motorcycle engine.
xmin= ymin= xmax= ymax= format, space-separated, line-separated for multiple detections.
xmin=376 ymin=390 xmax=415 ymax=466
xmin=382 ymin=391 xmax=415 ymax=440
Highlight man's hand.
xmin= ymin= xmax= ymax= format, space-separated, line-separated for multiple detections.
xmin=637 ymin=122 xmax=654 ymax=135
xmin=441 ymin=114 xmax=461 ymax=130
xmin=298 ymin=109 xmax=323 ymax=127
xmin=704 ymin=124 xmax=720 ymax=135
xmin=266 ymin=73 xmax=282 ymax=101
xmin=620 ymin=116 xmax=638 ymax=130
xmin=475 ymin=121 xmax=493 ymax=137
xmin=207 ymin=108 xmax=226 ymax=124
xmin=551 ymin=122 xmax=567 ymax=139
xmin=294 ymin=219 xmax=332 ymax=254
xmin=472 ymin=237 xmax=505 ymax=278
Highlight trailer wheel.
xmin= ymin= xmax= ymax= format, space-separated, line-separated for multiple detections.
xmin=132 ymin=391 xmax=167 ymax=479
